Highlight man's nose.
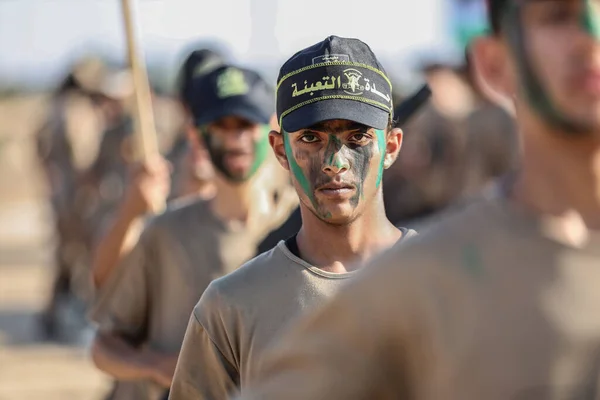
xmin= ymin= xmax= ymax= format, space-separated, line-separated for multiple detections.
xmin=322 ymin=150 xmax=350 ymax=176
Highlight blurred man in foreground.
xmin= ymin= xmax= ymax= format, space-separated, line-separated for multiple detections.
xmin=236 ymin=1 xmax=600 ymax=398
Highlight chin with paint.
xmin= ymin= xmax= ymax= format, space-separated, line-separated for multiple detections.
xmin=270 ymin=36 xmax=402 ymax=226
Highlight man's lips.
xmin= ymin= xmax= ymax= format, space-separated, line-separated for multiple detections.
xmin=317 ymin=181 xmax=354 ymax=190
xmin=316 ymin=182 xmax=356 ymax=195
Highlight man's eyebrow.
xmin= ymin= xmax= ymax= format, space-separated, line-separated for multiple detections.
xmin=304 ymin=122 xmax=370 ymax=134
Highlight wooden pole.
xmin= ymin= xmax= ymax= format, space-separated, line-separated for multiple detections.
xmin=120 ymin=0 xmax=165 ymax=212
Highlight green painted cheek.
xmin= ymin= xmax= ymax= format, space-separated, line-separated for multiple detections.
xmin=581 ymin=0 xmax=600 ymax=40
xmin=249 ymin=126 xmax=270 ymax=177
xmin=375 ymin=129 xmax=386 ymax=189
xmin=283 ymin=132 xmax=314 ymax=203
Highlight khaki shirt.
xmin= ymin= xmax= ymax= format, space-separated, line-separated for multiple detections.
xmin=169 ymin=230 xmax=417 ymax=400
xmin=237 ymin=191 xmax=600 ymax=400
xmin=90 ymin=195 xmax=295 ymax=400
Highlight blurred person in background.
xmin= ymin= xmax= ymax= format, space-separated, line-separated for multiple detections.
xmin=234 ymin=0 xmax=600 ymax=398
xmin=89 ymin=47 xmax=226 ymax=291
xmin=166 ymin=48 xmax=225 ymax=201
xmin=462 ymin=49 xmax=520 ymax=196
xmin=35 ymin=57 xmax=132 ymax=340
xmin=383 ymin=59 xmax=475 ymax=230
xmin=89 ymin=64 xmax=297 ymax=400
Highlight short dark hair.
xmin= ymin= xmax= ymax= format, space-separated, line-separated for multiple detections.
xmin=488 ymin=0 xmax=509 ymax=35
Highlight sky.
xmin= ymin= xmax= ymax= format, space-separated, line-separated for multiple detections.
xmin=0 ymin=0 xmax=462 ymax=89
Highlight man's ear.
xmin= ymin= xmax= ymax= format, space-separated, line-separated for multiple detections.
xmin=383 ymin=128 xmax=403 ymax=169
xmin=470 ymin=36 xmax=516 ymax=102
xmin=268 ymin=130 xmax=290 ymax=171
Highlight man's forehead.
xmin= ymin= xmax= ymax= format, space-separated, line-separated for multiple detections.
xmin=305 ymin=120 xmax=371 ymax=133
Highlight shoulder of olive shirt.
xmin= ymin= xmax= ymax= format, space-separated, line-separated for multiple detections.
xmin=193 ymin=244 xmax=283 ymax=328
xmin=89 ymin=196 xmax=212 ymax=312
xmin=233 ymin=193 xmax=506 ymax=400
xmin=168 ymin=246 xmax=284 ymax=400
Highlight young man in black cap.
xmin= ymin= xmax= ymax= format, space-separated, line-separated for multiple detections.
xmin=235 ymin=1 xmax=600 ymax=399
xmin=168 ymin=35 xmax=415 ymax=400
xmin=91 ymin=48 xmax=224 ymax=289
xmin=89 ymin=64 xmax=296 ymax=400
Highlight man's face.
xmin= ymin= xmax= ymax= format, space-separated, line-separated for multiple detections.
xmin=280 ymin=119 xmax=390 ymax=225
xmin=202 ymin=116 xmax=268 ymax=182
xmin=519 ymin=0 xmax=600 ymax=131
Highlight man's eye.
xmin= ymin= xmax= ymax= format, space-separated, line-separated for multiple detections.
xmin=349 ymin=133 xmax=370 ymax=143
xmin=299 ymin=134 xmax=319 ymax=143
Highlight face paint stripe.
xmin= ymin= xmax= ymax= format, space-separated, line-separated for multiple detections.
xmin=248 ymin=126 xmax=270 ymax=177
xmin=375 ymin=129 xmax=386 ymax=189
xmin=283 ymin=131 xmax=315 ymax=205
xmin=582 ymin=0 xmax=600 ymax=40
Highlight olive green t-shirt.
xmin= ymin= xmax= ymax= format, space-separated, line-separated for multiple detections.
xmin=90 ymin=196 xmax=295 ymax=400
xmin=169 ymin=229 xmax=417 ymax=400
xmin=236 ymin=191 xmax=600 ymax=400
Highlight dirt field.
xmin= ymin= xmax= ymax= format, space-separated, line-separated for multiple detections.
xmin=0 ymin=94 xmax=111 ymax=400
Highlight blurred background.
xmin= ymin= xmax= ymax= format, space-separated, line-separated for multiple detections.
xmin=0 ymin=0 xmax=516 ymax=398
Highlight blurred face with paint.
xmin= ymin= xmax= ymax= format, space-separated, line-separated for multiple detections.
xmin=271 ymin=121 xmax=400 ymax=225
xmin=473 ymin=0 xmax=600 ymax=137
xmin=200 ymin=116 xmax=269 ymax=183
xmin=188 ymin=64 xmax=275 ymax=184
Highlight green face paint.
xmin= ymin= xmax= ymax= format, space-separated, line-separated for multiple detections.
xmin=283 ymin=132 xmax=315 ymax=206
xmin=501 ymin=0 xmax=596 ymax=134
xmin=581 ymin=0 xmax=600 ymax=39
xmin=375 ymin=129 xmax=386 ymax=189
xmin=203 ymin=124 xmax=270 ymax=182
xmin=283 ymin=127 xmax=381 ymax=221
xmin=248 ymin=125 xmax=270 ymax=177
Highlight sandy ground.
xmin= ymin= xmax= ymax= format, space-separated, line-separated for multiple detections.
xmin=0 ymin=94 xmax=111 ymax=400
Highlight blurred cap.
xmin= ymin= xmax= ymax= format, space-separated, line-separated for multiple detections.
xmin=188 ymin=64 xmax=274 ymax=127
xmin=71 ymin=57 xmax=108 ymax=93
xmin=276 ymin=35 xmax=393 ymax=132
xmin=177 ymin=48 xmax=226 ymax=107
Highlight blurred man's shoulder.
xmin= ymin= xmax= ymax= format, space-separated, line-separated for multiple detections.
xmin=372 ymin=191 xmax=507 ymax=284
xmin=146 ymin=195 xmax=212 ymax=232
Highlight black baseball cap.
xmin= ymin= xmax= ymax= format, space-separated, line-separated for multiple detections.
xmin=177 ymin=48 xmax=226 ymax=107
xmin=276 ymin=35 xmax=393 ymax=132
xmin=188 ymin=64 xmax=274 ymax=127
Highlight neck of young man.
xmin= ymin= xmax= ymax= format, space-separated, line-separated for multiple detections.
xmin=296 ymin=192 xmax=402 ymax=273
xmin=210 ymin=173 xmax=264 ymax=227
xmin=511 ymin=112 xmax=600 ymax=237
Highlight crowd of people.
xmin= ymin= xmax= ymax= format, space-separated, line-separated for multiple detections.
xmin=31 ymin=1 xmax=600 ymax=398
